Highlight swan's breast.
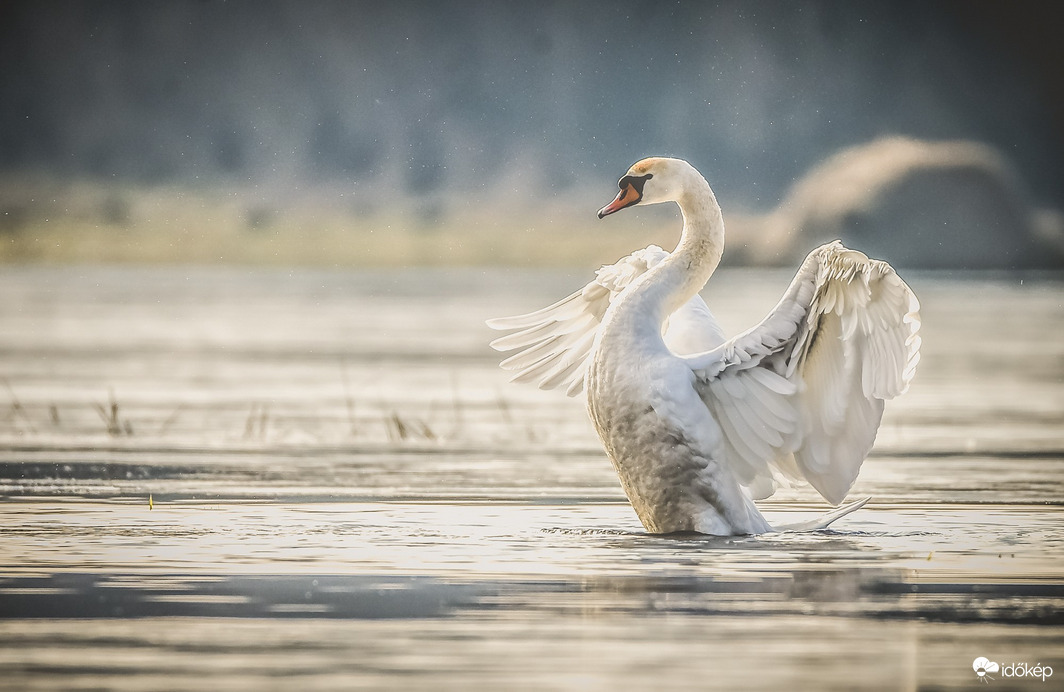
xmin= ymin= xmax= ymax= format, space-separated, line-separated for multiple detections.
xmin=586 ymin=347 xmax=735 ymax=533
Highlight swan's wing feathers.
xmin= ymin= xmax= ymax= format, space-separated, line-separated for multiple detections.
xmin=484 ymin=290 xmax=588 ymax=331
xmin=487 ymin=245 xmax=670 ymax=396
xmin=697 ymin=364 xmax=802 ymax=500
xmin=785 ymin=245 xmax=920 ymax=503
xmin=689 ymin=241 xmax=921 ymax=504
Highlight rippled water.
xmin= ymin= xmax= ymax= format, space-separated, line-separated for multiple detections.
xmin=1 ymin=266 xmax=1062 ymax=690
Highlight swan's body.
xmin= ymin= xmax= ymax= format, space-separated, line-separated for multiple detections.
xmin=488 ymin=157 xmax=920 ymax=535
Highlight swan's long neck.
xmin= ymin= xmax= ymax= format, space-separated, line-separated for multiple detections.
xmin=623 ymin=175 xmax=725 ymax=334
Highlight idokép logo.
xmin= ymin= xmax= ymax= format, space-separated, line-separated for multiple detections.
xmin=973 ymin=657 xmax=1053 ymax=683
xmin=973 ymin=658 xmax=999 ymax=683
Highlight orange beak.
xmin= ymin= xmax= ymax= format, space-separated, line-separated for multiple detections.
xmin=597 ymin=184 xmax=637 ymax=219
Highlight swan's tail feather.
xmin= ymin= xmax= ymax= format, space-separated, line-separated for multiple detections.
xmin=773 ymin=496 xmax=870 ymax=532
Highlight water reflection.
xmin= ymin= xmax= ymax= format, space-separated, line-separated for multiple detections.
xmin=4 ymin=563 xmax=1062 ymax=625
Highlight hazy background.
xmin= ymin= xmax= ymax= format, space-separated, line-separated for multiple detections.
xmin=1 ymin=0 xmax=1062 ymax=267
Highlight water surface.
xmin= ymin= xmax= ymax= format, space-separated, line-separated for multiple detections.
xmin=0 ymin=266 xmax=1061 ymax=690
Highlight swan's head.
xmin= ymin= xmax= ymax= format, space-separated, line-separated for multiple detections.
xmin=597 ymin=157 xmax=701 ymax=219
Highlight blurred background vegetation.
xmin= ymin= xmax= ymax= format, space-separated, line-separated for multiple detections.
xmin=1 ymin=0 xmax=1061 ymax=268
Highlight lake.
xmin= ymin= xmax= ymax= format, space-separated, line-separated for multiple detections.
xmin=0 ymin=264 xmax=1061 ymax=690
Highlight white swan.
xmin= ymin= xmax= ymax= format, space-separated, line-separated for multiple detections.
xmin=487 ymin=157 xmax=921 ymax=535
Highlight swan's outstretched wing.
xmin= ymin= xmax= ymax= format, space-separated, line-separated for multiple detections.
xmin=684 ymin=241 xmax=921 ymax=504
xmin=487 ymin=245 xmax=725 ymax=396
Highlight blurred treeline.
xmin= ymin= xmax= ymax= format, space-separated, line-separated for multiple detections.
xmin=1 ymin=1 xmax=1061 ymax=267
